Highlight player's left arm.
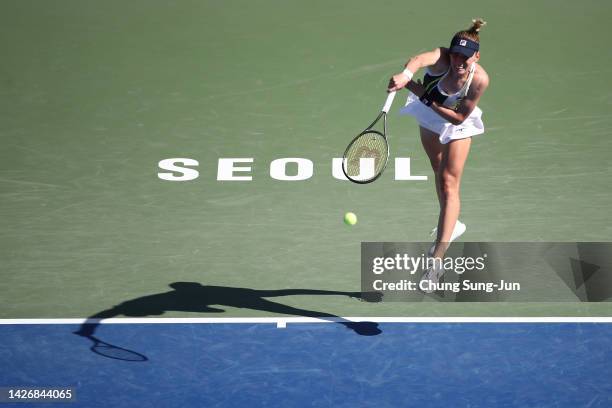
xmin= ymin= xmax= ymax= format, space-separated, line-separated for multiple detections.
xmin=430 ymin=71 xmax=490 ymax=125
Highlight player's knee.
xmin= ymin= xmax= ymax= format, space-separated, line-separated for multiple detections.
xmin=430 ymin=158 xmax=441 ymax=173
xmin=440 ymin=171 xmax=460 ymax=197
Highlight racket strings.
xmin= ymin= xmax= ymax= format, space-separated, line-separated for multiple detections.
xmin=91 ymin=340 xmax=148 ymax=361
xmin=344 ymin=132 xmax=388 ymax=179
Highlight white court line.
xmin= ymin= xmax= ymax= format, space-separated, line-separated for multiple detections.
xmin=1 ymin=317 xmax=612 ymax=325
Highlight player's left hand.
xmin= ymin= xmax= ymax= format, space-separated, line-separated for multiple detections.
xmin=417 ymin=80 xmax=448 ymax=107
xmin=405 ymin=78 xmax=425 ymax=97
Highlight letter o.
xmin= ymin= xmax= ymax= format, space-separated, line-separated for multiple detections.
xmin=270 ymin=158 xmax=313 ymax=181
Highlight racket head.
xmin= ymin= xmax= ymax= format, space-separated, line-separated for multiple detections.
xmin=89 ymin=336 xmax=148 ymax=362
xmin=342 ymin=129 xmax=390 ymax=184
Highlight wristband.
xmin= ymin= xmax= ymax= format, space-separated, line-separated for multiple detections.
xmin=401 ymin=68 xmax=414 ymax=81
xmin=419 ymin=85 xmax=447 ymax=107
xmin=419 ymin=94 xmax=433 ymax=107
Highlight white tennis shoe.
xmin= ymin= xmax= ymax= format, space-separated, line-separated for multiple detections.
xmin=428 ymin=220 xmax=467 ymax=256
xmin=419 ymin=263 xmax=445 ymax=294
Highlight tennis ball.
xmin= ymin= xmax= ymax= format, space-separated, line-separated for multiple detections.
xmin=344 ymin=212 xmax=357 ymax=226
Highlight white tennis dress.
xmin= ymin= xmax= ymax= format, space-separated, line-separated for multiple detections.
xmin=399 ymin=64 xmax=484 ymax=144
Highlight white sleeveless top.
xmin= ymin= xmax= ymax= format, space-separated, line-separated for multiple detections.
xmin=438 ymin=63 xmax=476 ymax=109
xmin=399 ymin=63 xmax=484 ymax=144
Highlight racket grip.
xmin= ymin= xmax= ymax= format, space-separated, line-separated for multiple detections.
xmin=382 ymin=91 xmax=396 ymax=113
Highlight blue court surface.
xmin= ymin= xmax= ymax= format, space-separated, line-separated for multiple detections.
xmin=1 ymin=322 xmax=612 ymax=407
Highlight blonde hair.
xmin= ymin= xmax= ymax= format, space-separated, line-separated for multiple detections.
xmin=454 ymin=18 xmax=487 ymax=43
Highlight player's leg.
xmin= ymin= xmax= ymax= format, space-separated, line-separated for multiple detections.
xmin=419 ymin=126 xmax=444 ymax=206
xmin=432 ymin=137 xmax=472 ymax=258
xmin=244 ymin=298 xmax=380 ymax=335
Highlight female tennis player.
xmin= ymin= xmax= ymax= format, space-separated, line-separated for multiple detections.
xmin=387 ymin=18 xmax=489 ymax=288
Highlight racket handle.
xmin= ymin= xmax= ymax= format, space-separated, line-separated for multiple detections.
xmin=382 ymin=91 xmax=396 ymax=113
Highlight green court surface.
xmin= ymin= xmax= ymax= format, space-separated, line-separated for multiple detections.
xmin=1 ymin=0 xmax=612 ymax=319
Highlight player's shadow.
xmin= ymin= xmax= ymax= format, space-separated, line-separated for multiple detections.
xmin=74 ymin=283 xmax=382 ymax=359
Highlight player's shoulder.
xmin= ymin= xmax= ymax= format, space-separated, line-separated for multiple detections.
xmin=428 ymin=47 xmax=450 ymax=75
xmin=474 ymin=64 xmax=490 ymax=87
xmin=437 ymin=47 xmax=451 ymax=64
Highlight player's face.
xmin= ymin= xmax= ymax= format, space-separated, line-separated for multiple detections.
xmin=450 ymin=51 xmax=480 ymax=75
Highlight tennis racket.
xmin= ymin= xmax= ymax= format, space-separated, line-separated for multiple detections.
xmin=342 ymin=91 xmax=396 ymax=184
xmin=88 ymin=335 xmax=148 ymax=362
xmin=74 ymin=329 xmax=148 ymax=362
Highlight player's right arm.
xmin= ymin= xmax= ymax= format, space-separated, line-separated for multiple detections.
xmin=387 ymin=47 xmax=448 ymax=92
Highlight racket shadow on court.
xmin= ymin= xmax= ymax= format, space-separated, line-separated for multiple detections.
xmin=73 ymin=333 xmax=149 ymax=362
xmin=74 ymin=283 xmax=383 ymax=360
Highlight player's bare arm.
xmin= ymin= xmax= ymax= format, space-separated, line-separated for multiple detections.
xmin=387 ymin=48 xmax=448 ymax=92
xmin=430 ymin=69 xmax=489 ymax=125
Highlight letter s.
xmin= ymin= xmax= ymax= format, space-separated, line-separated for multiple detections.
xmin=158 ymin=158 xmax=199 ymax=181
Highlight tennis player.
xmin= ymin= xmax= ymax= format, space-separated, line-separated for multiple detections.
xmin=387 ymin=19 xmax=489 ymax=288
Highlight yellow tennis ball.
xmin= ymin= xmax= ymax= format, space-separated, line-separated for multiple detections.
xmin=344 ymin=212 xmax=357 ymax=226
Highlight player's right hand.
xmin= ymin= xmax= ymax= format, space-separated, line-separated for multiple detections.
xmin=387 ymin=73 xmax=409 ymax=92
